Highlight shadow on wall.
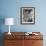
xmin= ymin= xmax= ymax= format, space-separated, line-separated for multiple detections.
xmin=0 ymin=16 xmax=5 ymax=46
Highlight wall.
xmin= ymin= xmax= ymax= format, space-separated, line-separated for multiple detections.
xmin=0 ymin=0 xmax=46 ymax=46
xmin=0 ymin=0 xmax=46 ymax=32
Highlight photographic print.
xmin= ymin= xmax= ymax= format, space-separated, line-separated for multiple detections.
xmin=21 ymin=7 xmax=35 ymax=24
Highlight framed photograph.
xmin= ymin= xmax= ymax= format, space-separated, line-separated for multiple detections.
xmin=21 ymin=7 xmax=35 ymax=24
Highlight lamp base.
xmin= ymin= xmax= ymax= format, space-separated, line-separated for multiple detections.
xmin=8 ymin=32 xmax=11 ymax=35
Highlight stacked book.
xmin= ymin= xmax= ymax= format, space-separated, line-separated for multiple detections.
xmin=25 ymin=32 xmax=38 ymax=35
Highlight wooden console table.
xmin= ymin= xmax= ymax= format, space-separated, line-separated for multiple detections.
xmin=4 ymin=32 xmax=43 ymax=46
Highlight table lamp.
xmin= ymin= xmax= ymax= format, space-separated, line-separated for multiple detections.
xmin=5 ymin=18 xmax=14 ymax=35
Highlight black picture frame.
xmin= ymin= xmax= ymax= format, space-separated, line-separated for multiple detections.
xmin=20 ymin=7 xmax=35 ymax=24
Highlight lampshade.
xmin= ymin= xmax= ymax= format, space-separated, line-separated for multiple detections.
xmin=5 ymin=18 xmax=14 ymax=25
